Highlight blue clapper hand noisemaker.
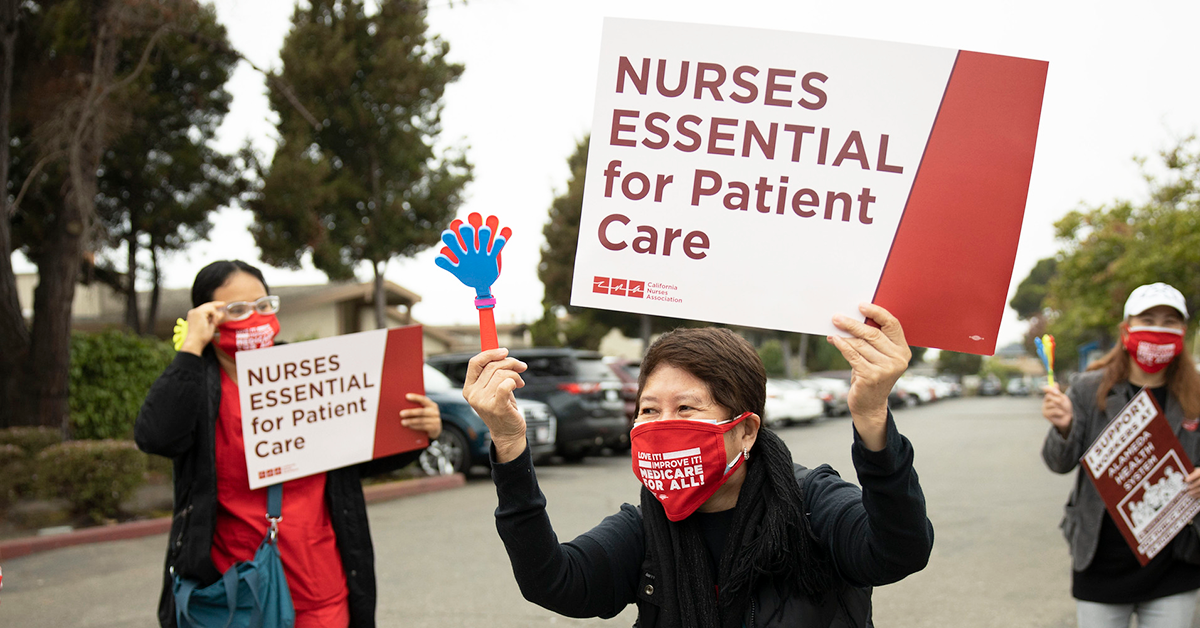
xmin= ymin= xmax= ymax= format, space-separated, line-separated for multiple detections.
xmin=1034 ymin=334 xmax=1056 ymax=387
xmin=435 ymin=213 xmax=511 ymax=351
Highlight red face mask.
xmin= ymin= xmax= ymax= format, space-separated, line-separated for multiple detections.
xmin=215 ymin=313 xmax=280 ymax=356
xmin=630 ymin=412 xmax=751 ymax=522
xmin=1123 ymin=326 xmax=1184 ymax=374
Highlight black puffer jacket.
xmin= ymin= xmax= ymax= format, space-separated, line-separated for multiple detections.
xmin=135 ymin=347 xmax=422 ymax=628
xmin=492 ymin=414 xmax=932 ymax=627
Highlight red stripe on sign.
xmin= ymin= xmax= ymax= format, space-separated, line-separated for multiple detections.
xmin=373 ymin=326 xmax=429 ymax=459
xmin=872 ymin=51 xmax=1047 ymax=355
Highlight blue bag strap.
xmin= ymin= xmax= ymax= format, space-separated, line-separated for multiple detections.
xmin=266 ymin=482 xmax=282 ymax=542
xmin=267 ymin=483 xmax=282 ymax=519
xmin=243 ymin=556 xmax=266 ymax=628
xmin=220 ymin=568 xmax=240 ymax=628
xmin=174 ymin=576 xmax=199 ymax=627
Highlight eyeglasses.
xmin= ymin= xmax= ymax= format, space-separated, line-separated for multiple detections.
xmin=221 ymin=295 xmax=281 ymax=321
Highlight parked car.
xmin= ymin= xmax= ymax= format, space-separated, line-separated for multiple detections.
xmin=934 ymin=376 xmax=963 ymax=398
xmin=763 ymin=379 xmax=826 ymax=428
xmin=978 ymin=375 xmax=1003 ymax=396
xmin=895 ymin=376 xmax=936 ymax=405
xmin=419 ymin=364 xmax=556 ymax=475
xmin=1005 ymin=377 xmax=1031 ymax=396
xmin=798 ymin=376 xmax=851 ymax=417
xmin=929 ymin=378 xmax=956 ymax=400
xmin=888 ymin=384 xmax=911 ymax=409
xmin=603 ymin=356 xmax=641 ymax=425
xmin=427 ymin=348 xmax=629 ymax=461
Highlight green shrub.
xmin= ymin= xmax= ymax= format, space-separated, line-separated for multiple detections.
xmin=757 ymin=340 xmax=785 ymax=377
xmin=0 ymin=443 xmax=30 ymax=507
xmin=0 ymin=426 xmax=64 ymax=455
xmin=37 ymin=440 xmax=147 ymax=523
xmin=69 ymin=329 xmax=175 ymax=440
xmin=0 ymin=428 xmax=62 ymax=508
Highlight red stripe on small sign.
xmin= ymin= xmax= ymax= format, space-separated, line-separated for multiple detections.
xmin=373 ymin=326 xmax=429 ymax=459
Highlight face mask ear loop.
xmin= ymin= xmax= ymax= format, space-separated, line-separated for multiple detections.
xmin=724 ymin=450 xmax=744 ymax=475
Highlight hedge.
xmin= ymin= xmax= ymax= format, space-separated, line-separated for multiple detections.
xmin=0 ymin=426 xmax=64 ymax=455
xmin=69 ymin=329 xmax=175 ymax=440
xmin=0 ymin=443 xmax=28 ymax=508
xmin=37 ymin=440 xmax=147 ymax=523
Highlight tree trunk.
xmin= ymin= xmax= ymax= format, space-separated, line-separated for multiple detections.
xmin=124 ymin=229 xmax=141 ymax=333
xmin=148 ymin=243 xmax=161 ymax=335
xmin=18 ymin=2 xmax=117 ymax=432
xmin=372 ymin=260 xmax=387 ymax=330
xmin=21 ymin=203 xmax=86 ymax=431
xmin=0 ymin=0 xmax=28 ymax=428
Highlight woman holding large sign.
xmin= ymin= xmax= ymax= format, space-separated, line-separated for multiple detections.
xmin=1042 ymin=282 xmax=1200 ymax=628
xmin=135 ymin=260 xmax=442 ymax=628
xmin=463 ymin=303 xmax=933 ymax=626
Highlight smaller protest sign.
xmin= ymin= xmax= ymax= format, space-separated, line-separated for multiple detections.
xmin=236 ymin=325 xmax=428 ymax=489
xmin=1083 ymin=388 xmax=1200 ymax=565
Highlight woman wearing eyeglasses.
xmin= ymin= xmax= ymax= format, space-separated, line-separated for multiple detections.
xmin=462 ymin=304 xmax=933 ymax=627
xmin=135 ymin=260 xmax=442 ymax=628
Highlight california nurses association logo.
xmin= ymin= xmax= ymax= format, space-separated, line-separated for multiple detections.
xmin=593 ymin=276 xmax=645 ymax=298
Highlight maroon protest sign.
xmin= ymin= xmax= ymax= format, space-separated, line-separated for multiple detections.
xmin=1082 ymin=388 xmax=1200 ymax=565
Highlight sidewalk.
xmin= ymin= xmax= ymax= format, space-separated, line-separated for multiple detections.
xmin=0 ymin=473 xmax=465 ymax=560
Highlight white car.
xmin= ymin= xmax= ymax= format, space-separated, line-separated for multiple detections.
xmin=798 ymin=377 xmax=851 ymax=416
xmin=895 ymin=376 xmax=936 ymax=405
xmin=763 ymin=379 xmax=826 ymax=427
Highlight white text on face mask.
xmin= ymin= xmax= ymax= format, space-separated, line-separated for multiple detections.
xmin=235 ymin=324 xmax=276 ymax=350
xmin=637 ymin=450 xmax=705 ymax=490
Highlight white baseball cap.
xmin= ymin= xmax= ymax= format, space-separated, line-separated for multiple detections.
xmin=1124 ymin=282 xmax=1188 ymax=319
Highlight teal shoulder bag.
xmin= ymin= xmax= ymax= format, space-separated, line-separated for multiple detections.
xmin=173 ymin=483 xmax=295 ymax=628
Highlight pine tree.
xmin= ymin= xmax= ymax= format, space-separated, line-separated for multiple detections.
xmin=249 ymin=0 xmax=470 ymax=328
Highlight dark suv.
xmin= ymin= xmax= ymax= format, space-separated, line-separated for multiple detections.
xmin=427 ymin=348 xmax=629 ymax=460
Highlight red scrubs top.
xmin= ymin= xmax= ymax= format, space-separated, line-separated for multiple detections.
xmin=211 ymin=369 xmax=349 ymax=613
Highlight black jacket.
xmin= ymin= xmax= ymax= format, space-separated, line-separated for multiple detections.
xmin=491 ymin=414 xmax=933 ymax=627
xmin=135 ymin=347 xmax=422 ymax=628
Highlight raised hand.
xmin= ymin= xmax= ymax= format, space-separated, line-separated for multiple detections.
xmin=1041 ymin=384 xmax=1073 ymax=437
xmin=461 ymin=348 xmax=529 ymax=463
xmin=435 ymin=213 xmax=512 ymax=299
xmin=179 ymin=301 xmax=228 ymax=356
xmin=828 ymin=303 xmax=912 ymax=451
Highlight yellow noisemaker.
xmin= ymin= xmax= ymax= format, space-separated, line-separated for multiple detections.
xmin=172 ymin=318 xmax=189 ymax=352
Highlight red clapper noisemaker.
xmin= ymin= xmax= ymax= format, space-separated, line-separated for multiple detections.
xmin=435 ymin=213 xmax=511 ymax=351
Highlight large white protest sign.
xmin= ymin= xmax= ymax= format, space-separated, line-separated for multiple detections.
xmin=571 ymin=19 xmax=1047 ymax=354
xmin=236 ymin=325 xmax=427 ymax=489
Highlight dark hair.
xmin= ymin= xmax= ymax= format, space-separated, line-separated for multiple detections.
xmin=637 ymin=327 xmax=767 ymax=419
xmin=191 ymin=260 xmax=269 ymax=308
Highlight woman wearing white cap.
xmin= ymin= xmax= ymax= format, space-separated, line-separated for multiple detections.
xmin=1043 ymin=282 xmax=1200 ymax=627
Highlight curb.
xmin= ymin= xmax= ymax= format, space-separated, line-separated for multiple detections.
xmin=0 ymin=473 xmax=467 ymax=561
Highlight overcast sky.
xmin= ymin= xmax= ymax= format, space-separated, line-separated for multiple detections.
xmin=16 ymin=0 xmax=1200 ymax=349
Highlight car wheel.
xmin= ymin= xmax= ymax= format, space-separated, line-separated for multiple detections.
xmin=420 ymin=425 xmax=470 ymax=476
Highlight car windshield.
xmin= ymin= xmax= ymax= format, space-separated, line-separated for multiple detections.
xmin=521 ymin=356 xmax=575 ymax=378
xmin=423 ymin=364 xmax=456 ymax=393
